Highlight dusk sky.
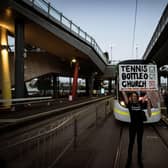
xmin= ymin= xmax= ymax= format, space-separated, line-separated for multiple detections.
xmin=47 ymin=0 xmax=167 ymax=62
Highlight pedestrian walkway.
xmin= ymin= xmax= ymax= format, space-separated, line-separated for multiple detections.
xmin=56 ymin=116 xmax=122 ymax=168
xmin=56 ymin=114 xmax=168 ymax=168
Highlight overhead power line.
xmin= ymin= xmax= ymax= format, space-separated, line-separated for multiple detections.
xmin=132 ymin=0 xmax=138 ymax=58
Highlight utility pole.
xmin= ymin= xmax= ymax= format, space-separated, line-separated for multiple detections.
xmin=110 ymin=45 xmax=112 ymax=62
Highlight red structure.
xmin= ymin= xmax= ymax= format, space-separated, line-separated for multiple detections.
xmin=71 ymin=62 xmax=79 ymax=100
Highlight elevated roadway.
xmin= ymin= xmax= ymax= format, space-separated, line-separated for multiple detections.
xmin=143 ymin=4 xmax=168 ymax=68
xmin=0 ymin=0 xmax=114 ymax=103
xmin=0 ymin=0 xmax=107 ymax=75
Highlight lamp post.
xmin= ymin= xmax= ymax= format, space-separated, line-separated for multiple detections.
xmin=70 ymin=58 xmax=79 ymax=101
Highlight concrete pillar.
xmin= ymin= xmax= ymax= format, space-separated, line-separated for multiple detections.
xmin=167 ymin=75 xmax=168 ymax=91
xmin=52 ymin=74 xmax=56 ymax=98
xmin=86 ymin=76 xmax=95 ymax=96
xmin=94 ymin=79 xmax=101 ymax=90
xmin=85 ymin=77 xmax=90 ymax=96
xmin=0 ymin=27 xmax=12 ymax=108
xmin=158 ymin=73 xmax=161 ymax=88
xmin=53 ymin=74 xmax=59 ymax=98
xmin=69 ymin=77 xmax=72 ymax=94
xmin=108 ymin=79 xmax=112 ymax=94
xmin=15 ymin=20 xmax=25 ymax=98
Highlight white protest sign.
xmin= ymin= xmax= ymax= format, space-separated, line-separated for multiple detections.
xmin=119 ymin=64 xmax=158 ymax=91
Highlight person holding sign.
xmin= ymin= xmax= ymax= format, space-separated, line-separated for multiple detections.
xmin=122 ymin=91 xmax=151 ymax=168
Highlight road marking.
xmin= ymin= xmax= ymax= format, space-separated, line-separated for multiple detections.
xmin=0 ymin=119 xmax=20 ymax=123
xmin=146 ymin=135 xmax=159 ymax=139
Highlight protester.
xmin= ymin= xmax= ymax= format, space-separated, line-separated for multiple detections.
xmin=122 ymin=91 xmax=151 ymax=168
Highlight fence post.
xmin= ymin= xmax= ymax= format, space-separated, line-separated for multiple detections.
xmin=70 ymin=20 xmax=72 ymax=31
xmin=60 ymin=12 xmax=63 ymax=23
xmin=95 ymin=105 xmax=98 ymax=127
xmin=48 ymin=3 xmax=50 ymax=16
xmin=73 ymin=117 xmax=77 ymax=150
xmin=78 ymin=27 xmax=80 ymax=36
xmin=105 ymin=102 xmax=107 ymax=119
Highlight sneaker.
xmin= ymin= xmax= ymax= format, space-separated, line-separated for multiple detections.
xmin=125 ymin=158 xmax=132 ymax=168
xmin=138 ymin=160 xmax=144 ymax=168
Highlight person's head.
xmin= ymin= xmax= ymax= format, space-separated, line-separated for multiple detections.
xmin=130 ymin=92 xmax=139 ymax=103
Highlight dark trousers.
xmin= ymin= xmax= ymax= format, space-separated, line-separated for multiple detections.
xmin=127 ymin=123 xmax=144 ymax=162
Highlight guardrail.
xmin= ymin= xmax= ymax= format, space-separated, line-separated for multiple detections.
xmin=0 ymin=96 xmax=53 ymax=110
xmin=0 ymin=96 xmax=52 ymax=103
xmin=0 ymin=97 xmax=113 ymax=168
xmin=143 ymin=4 xmax=168 ymax=59
xmin=18 ymin=0 xmax=108 ymax=64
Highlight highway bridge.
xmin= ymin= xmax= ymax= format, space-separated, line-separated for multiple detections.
xmin=0 ymin=0 xmax=116 ymax=104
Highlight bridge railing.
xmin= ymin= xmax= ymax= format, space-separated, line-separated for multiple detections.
xmin=20 ymin=0 xmax=107 ymax=64
xmin=143 ymin=4 xmax=168 ymax=59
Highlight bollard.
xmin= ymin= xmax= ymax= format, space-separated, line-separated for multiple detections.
xmin=69 ymin=95 xmax=73 ymax=101
xmin=95 ymin=106 xmax=98 ymax=127
xmin=105 ymin=103 xmax=107 ymax=119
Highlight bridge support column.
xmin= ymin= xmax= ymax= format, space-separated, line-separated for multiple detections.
xmin=86 ymin=77 xmax=90 ymax=96
xmin=108 ymin=79 xmax=112 ymax=94
xmin=158 ymin=73 xmax=161 ymax=88
xmin=53 ymin=74 xmax=59 ymax=98
xmin=94 ymin=79 xmax=102 ymax=95
xmin=71 ymin=62 xmax=79 ymax=100
xmin=15 ymin=20 xmax=25 ymax=98
xmin=0 ymin=27 xmax=12 ymax=108
xmin=86 ymin=76 xmax=94 ymax=96
xmin=69 ymin=77 xmax=72 ymax=94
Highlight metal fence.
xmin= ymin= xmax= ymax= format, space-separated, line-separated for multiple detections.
xmin=19 ymin=0 xmax=108 ymax=64
xmin=0 ymin=97 xmax=113 ymax=168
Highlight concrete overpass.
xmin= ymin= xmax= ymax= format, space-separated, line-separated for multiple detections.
xmin=0 ymin=0 xmax=108 ymax=72
xmin=0 ymin=0 xmax=112 ymax=104
xmin=143 ymin=3 xmax=168 ymax=68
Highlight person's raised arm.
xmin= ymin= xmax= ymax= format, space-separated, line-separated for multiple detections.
xmin=121 ymin=91 xmax=129 ymax=105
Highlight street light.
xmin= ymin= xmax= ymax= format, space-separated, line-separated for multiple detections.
xmin=71 ymin=58 xmax=77 ymax=63
xmin=70 ymin=58 xmax=79 ymax=101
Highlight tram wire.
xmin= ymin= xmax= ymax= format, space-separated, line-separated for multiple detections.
xmin=131 ymin=0 xmax=138 ymax=58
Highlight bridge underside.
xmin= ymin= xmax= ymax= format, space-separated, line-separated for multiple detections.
xmin=0 ymin=0 xmax=106 ymax=80
xmin=144 ymin=21 xmax=168 ymax=68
